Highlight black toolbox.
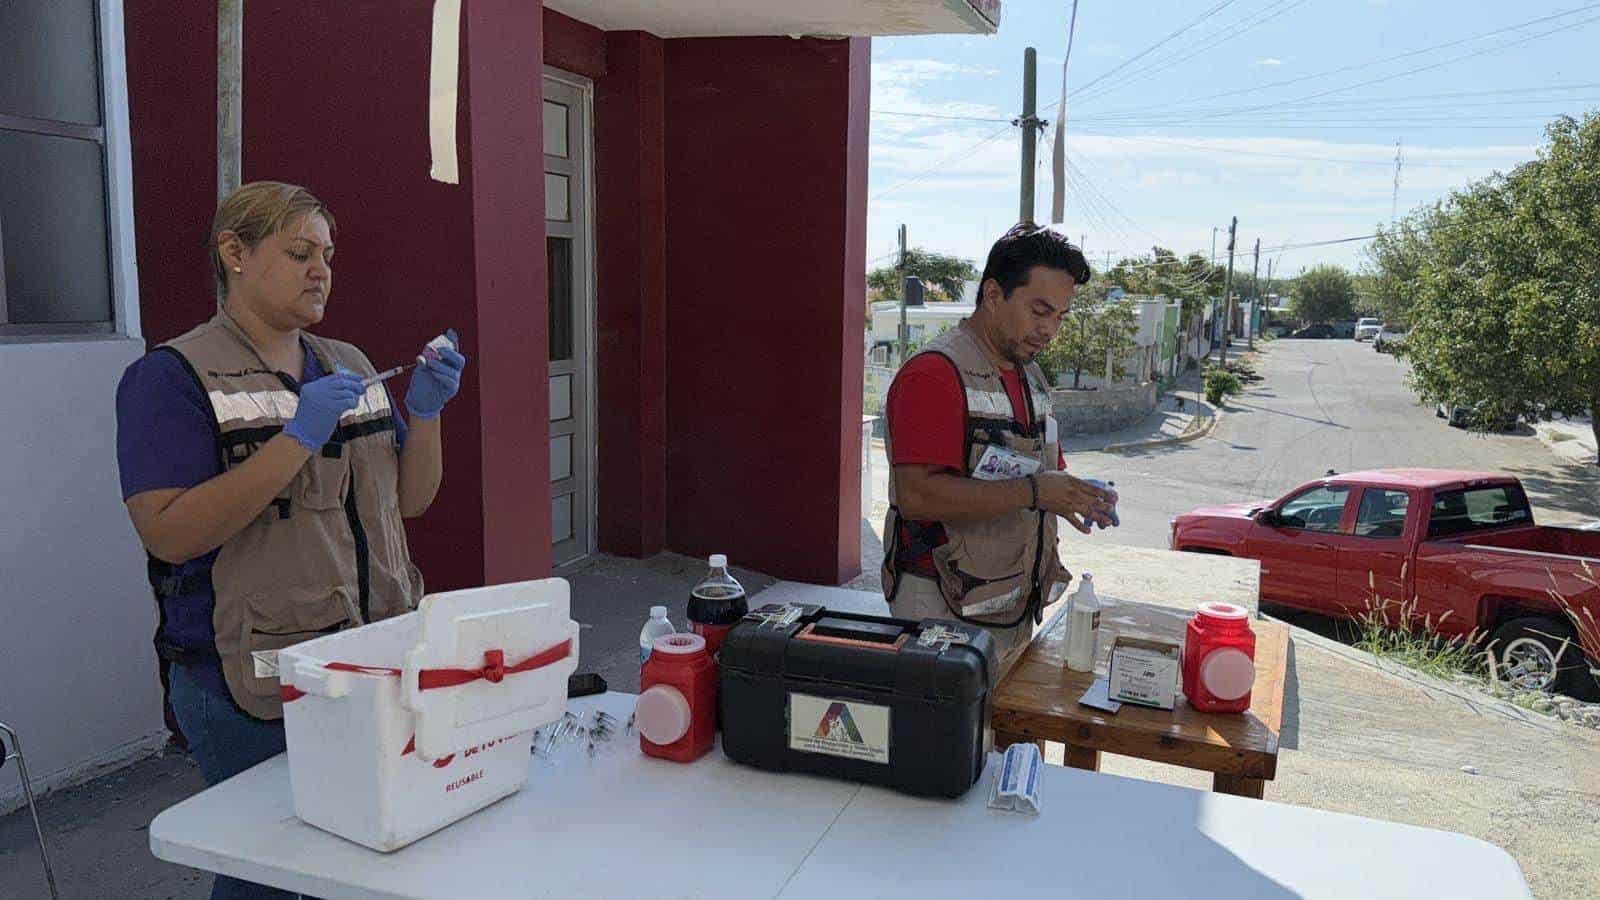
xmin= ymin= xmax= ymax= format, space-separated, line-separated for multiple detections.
xmin=719 ymin=603 xmax=996 ymax=798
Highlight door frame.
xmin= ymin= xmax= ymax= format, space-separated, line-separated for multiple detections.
xmin=544 ymin=66 xmax=598 ymax=567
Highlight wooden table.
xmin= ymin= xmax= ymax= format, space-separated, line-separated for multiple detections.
xmin=992 ymin=598 xmax=1290 ymax=799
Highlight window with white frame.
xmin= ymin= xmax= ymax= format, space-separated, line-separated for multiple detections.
xmin=1 ymin=1 xmax=135 ymax=338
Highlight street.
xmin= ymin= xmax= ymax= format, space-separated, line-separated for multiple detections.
xmin=1067 ymin=339 xmax=1599 ymax=551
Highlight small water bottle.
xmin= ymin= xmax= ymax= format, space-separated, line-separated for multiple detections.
xmin=639 ymin=606 xmax=676 ymax=665
xmin=1064 ymin=574 xmax=1101 ymax=673
xmin=1083 ymin=479 xmax=1120 ymax=528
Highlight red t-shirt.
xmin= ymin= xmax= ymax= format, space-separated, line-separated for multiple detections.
xmin=886 ymin=354 xmax=1062 ymax=471
xmin=885 ymin=354 xmax=1063 ymax=575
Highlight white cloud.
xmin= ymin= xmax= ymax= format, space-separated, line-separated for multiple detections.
xmin=1254 ymin=57 xmax=1284 ymax=67
xmin=873 ymin=59 xmax=997 ymax=87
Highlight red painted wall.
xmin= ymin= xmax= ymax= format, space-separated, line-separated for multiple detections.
xmin=465 ymin=0 xmax=552 ymax=583
xmin=123 ymin=5 xmax=216 ymax=341
xmin=593 ymin=31 xmax=668 ymax=558
xmin=123 ymin=1 xmax=550 ymax=590
xmin=662 ymin=37 xmax=870 ymax=584
xmin=544 ymin=10 xmax=607 ymax=80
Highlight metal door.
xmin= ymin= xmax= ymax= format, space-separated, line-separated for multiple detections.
xmin=544 ymin=71 xmax=594 ymax=566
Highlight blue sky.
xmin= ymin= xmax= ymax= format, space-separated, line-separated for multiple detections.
xmin=868 ymin=0 xmax=1600 ymax=280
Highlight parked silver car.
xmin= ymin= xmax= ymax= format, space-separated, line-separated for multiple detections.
xmin=1355 ymin=317 xmax=1383 ymax=341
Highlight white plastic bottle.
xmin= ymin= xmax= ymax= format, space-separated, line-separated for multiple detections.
xmin=639 ymin=606 xmax=677 ymax=664
xmin=1064 ymin=574 xmax=1102 ymax=673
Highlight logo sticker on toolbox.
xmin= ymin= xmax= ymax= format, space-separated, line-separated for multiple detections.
xmin=748 ymin=604 xmax=803 ymax=629
xmin=917 ymin=624 xmax=973 ymax=650
xmin=788 ymin=693 xmax=891 ymax=765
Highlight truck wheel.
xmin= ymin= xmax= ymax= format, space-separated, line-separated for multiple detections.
xmin=1489 ymin=617 xmax=1598 ymax=701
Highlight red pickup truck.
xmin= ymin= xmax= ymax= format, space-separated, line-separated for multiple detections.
xmin=1171 ymin=469 xmax=1600 ymax=699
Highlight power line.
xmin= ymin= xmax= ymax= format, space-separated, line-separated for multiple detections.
xmin=1092 ymin=3 xmax=1600 ymax=118
xmin=1074 ymin=0 xmax=1312 ymax=106
xmin=1068 ymin=0 xmax=1241 ymax=99
xmin=1114 ymin=11 xmax=1600 ymax=127
xmin=1077 ymin=121 xmax=1561 ymax=131
xmin=871 ymin=110 xmax=1013 ymax=124
xmin=1070 ymin=130 xmax=1509 ymax=169
xmin=868 ymin=122 xmax=1015 ymax=203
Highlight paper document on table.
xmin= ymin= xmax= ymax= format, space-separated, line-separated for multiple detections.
xmin=1078 ymin=677 xmax=1122 ymax=714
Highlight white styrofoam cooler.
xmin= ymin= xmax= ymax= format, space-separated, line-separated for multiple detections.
xmin=278 ymin=579 xmax=579 ymax=851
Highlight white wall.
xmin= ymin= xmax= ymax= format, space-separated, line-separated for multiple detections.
xmin=0 ymin=337 xmax=165 ymax=813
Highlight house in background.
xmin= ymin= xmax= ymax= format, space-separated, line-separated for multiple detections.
xmin=0 ymin=0 xmax=1000 ymax=812
xmin=867 ymin=300 xmax=974 ymax=366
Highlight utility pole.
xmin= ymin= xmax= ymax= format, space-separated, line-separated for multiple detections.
xmin=1220 ymin=216 xmax=1238 ymax=366
xmin=1248 ymin=238 xmax=1261 ymax=350
xmin=1265 ymin=257 xmax=1275 ymax=315
xmin=1211 ymin=226 xmax=1219 ymax=265
xmin=1390 ymin=139 xmax=1403 ymax=223
xmin=897 ymin=224 xmax=909 ymax=366
xmin=1018 ymin=47 xmax=1041 ymax=225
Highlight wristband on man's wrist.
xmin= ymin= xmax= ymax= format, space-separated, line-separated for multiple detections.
xmin=1026 ymin=474 xmax=1039 ymax=512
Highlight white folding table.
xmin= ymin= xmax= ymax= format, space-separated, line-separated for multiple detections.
xmin=150 ymin=692 xmax=1529 ymax=900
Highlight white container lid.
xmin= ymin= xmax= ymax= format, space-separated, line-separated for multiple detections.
xmin=636 ymin=685 xmax=691 ymax=745
xmin=1200 ymin=647 xmax=1255 ymax=701
xmin=650 ymin=605 xmax=668 ymax=618
xmin=1197 ymin=601 xmax=1249 ymax=621
xmin=709 ymin=553 xmax=728 ymax=568
xmin=652 ymin=633 xmax=706 ymax=656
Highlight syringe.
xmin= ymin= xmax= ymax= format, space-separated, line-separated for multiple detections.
xmin=361 ymin=365 xmax=412 ymax=389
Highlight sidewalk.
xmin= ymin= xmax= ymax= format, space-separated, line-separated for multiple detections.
xmin=1534 ymin=415 xmax=1598 ymax=467
xmin=1061 ymin=368 xmax=1215 ymax=454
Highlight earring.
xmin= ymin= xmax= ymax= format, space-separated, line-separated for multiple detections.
xmin=233 ymin=267 xmax=242 ymax=273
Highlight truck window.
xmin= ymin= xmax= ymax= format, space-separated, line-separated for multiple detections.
xmin=1354 ymin=489 xmax=1410 ymax=538
xmin=1426 ymin=484 xmax=1532 ymax=537
xmin=1277 ymin=485 xmax=1351 ymax=533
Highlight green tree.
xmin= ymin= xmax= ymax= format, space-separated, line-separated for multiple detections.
xmin=1362 ymin=208 xmax=1443 ymax=329
xmin=1290 ymin=264 xmax=1356 ymax=324
xmin=1402 ymin=112 xmax=1600 ymax=446
xmin=866 ymin=248 xmax=979 ymax=303
xmin=1037 ymin=290 xmax=1140 ymax=388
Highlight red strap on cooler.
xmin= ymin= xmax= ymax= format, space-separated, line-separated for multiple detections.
xmin=417 ymin=639 xmax=572 ymax=689
xmin=277 ymin=639 xmax=572 ymax=703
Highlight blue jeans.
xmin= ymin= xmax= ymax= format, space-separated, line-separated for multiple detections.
xmin=168 ymin=662 xmax=301 ymax=900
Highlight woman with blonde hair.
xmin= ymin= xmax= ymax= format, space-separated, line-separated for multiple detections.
xmin=115 ymin=181 xmax=465 ymax=899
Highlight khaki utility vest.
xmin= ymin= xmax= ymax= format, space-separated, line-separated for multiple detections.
xmin=154 ymin=313 xmax=422 ymax=718
xmin=880 ymin=321 xmax=1068 ymax=628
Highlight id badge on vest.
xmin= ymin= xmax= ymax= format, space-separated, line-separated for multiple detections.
xmin=972 ymin=444 xmax=1042 ymax=481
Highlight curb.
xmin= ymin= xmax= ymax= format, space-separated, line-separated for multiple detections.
xmin=1101 ymin=405 xmax=1222 ymax=453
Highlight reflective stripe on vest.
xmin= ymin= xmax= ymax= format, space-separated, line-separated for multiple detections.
xmin=204 ymin=382 xmax=392 ymax=430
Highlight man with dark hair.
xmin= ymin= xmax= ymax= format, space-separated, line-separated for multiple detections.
xmin=881 ymin=225 xmax=1115 ymax=686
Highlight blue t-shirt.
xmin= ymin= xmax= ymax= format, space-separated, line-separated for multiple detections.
xmin=116 ymin=339 xmax=406 ymax=651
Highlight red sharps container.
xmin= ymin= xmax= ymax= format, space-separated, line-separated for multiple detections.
xmin=637 ymin=633 xmax=716 ymax=762
xmin=1182 ymin=602 xmax=1257 ymax=714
